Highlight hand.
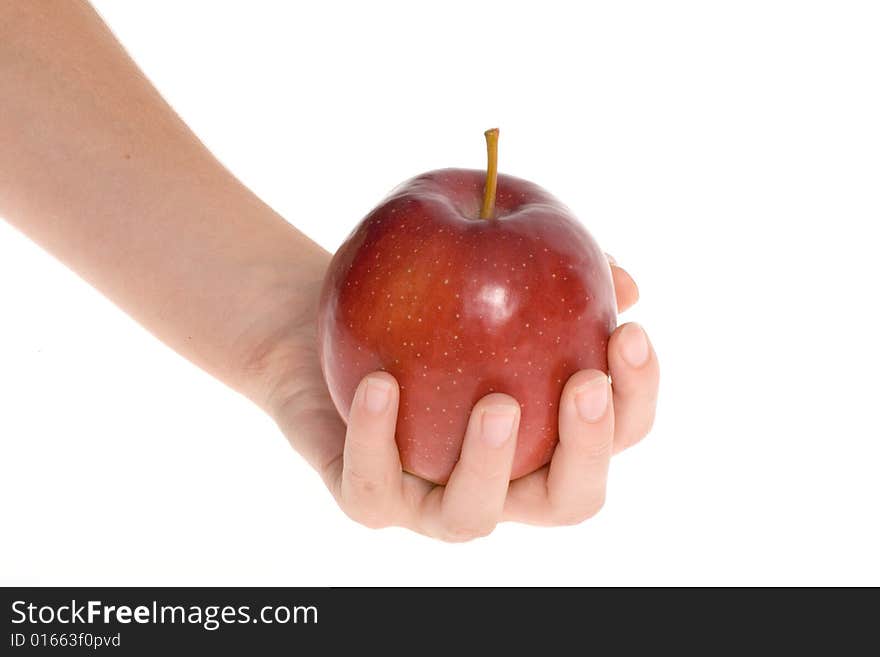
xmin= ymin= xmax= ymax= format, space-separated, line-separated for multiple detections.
xmin=265 ymin=256 xmax=659 ymax=541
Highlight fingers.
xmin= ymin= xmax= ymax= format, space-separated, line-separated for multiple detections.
xmin=608 ymin=323 xmax=659 ymax=453
xmin=545 ymin=370 xmax=614 ymax=522
xmin=504 ymin=370 xmax=613 ymax=526
xmin=606 ymin=254 xmax=639 ymax=313
xmin=335 ymin=322 xmax=658 ymax=539
xmin=421 ymin=393 xmax=520 ymax=542
xmin=339 ymin=379 xmax=522 ymax=541
xmin=339 ymin=372 xmax=404 ymax=528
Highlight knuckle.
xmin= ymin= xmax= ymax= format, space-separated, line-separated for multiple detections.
xmin=440 ymin=521 xmax=496 ymax=543
xmin=579 ymin=436 xmax=614 ymax=462
xmin=343 ymin=465 xmax=387 ymax=499
xmin=341 ymin=468 xmax=397 ymax=529
xmin=553 ymin=511 xmax=587 ymax=527
xmin=553 ymin=495 xmax=606 ymax=526
xmin=358 ymin=514 xmax=392 ymax=530
xmin=341 ymin=502 xmax=392 ymax=530
xmin=455 ymin=457 xmax=510 ymax=485
xmin=617 ymin=414 xmax=656 ymax=450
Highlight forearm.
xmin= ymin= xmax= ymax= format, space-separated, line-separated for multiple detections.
xmin=0 ymin=1 xmax=326 ymax=401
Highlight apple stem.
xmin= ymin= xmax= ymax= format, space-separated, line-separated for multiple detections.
xmin=479 ymin=128 xmax=500 ymax=220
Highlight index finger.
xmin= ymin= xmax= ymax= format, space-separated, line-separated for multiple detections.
xmin=338 ymin=372 xmax=404 ymax=528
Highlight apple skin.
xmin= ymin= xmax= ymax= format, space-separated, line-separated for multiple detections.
xmin=318 ymin=168 xmax=617 ymax=484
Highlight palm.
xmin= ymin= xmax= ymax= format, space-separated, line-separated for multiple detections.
xmin=272 ymin=318 xmax=430 ymax=476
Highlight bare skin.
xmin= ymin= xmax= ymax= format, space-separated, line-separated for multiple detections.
xmin=0 ymin=1 xmax=659 ymax=541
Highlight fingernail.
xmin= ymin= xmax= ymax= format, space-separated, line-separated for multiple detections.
xmin=605 ymin=252 xmax=618 ymax=266
xmin=621 ymin=323 xmax=650 ymax=368
xmin=362 ymin=377 xmax=392 ymax=414
xmin=575 ymin=375 xmax=609 ymax=423
xmin=481 ymin=407 xmax=518 ymax=447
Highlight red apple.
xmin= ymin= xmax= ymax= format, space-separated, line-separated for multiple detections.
xmin=318 ymin=130 xmax=616 ymax=484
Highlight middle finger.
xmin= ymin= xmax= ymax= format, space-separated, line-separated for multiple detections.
xmin=422 ymin=393 xmax=520 ymax=541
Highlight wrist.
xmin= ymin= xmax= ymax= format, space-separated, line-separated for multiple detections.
xmin=230 ymin=238 xmax=331 ymax=414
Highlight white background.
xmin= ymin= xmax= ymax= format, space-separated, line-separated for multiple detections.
xmin=1 ymin=1 xmax=878 ymax=585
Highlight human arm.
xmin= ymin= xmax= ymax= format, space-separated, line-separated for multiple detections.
xmin=0 ymin=1 xmax=659 ymax=541
xmin=0 ymin=0 xmax=324 ymax=406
